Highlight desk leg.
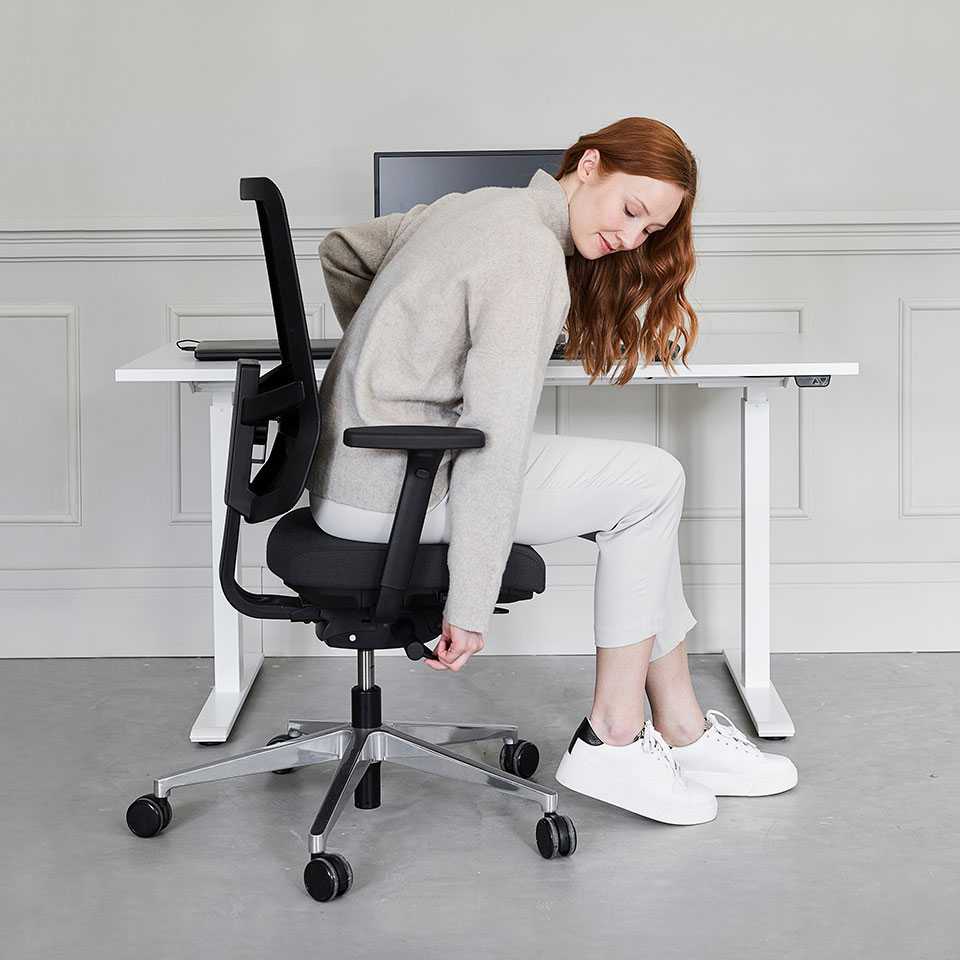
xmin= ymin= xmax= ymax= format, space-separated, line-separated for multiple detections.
xmin=722 ymin=384 xmax=795 ymax=739
xmin=188 ymin=397 xmax=264 ymax=743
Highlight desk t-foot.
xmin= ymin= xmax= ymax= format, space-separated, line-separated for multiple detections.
xmin=723 ymin=382 xmax=795 ymax=739
xmin=721 ymin=647 xmax=794 ymax=738
xmin=190 ymin=396 xmax=264 ymax=744
xmin=189 ymin=655 xmax=264 ymax=744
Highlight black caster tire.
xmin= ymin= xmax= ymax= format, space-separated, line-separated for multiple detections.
xmin=500 ymin=739 xmax=540 ymax=778
xmin=536 ymin=812 xmax=577 ymax=859
xmin=267 ymin=732 xmax=301 ymax=775
xmin=126 ymin=794 xmax=173 ymax=838
xmin=304 ymin=853 xmax=353 ymax=902
xmin=766 ymin=736 xmax=788 ymax=741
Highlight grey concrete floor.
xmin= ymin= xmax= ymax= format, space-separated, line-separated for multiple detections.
xmin=1 ymin=652 xmax=957 ymax=960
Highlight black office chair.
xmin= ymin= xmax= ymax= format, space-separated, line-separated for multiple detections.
xmin=125 ymin=176 xmax=578 ymax=902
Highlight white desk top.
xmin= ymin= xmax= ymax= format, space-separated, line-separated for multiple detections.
xmin=116 ymin=335 xmax=859 ymax=387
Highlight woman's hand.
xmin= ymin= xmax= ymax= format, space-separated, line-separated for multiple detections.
xmin=424 ymin=615 xmax=484 ymax=671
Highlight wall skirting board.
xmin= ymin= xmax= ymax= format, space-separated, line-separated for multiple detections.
xmin=0 ymin=560 xmax=956 ymax=658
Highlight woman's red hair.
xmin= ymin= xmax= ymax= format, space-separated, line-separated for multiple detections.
xmin=556 ymin=117 xmax=700 ymax=383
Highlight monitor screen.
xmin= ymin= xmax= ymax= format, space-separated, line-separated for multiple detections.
xmin=374 ymin=150 xmax=566 ymax=216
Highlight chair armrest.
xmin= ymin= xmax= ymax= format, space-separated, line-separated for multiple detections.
xmin=339 ymin=426 xmax=485 ymax=622
xmin=343 ymin=425 xmax=484 ymax=450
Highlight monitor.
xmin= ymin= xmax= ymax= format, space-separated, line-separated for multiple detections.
xmin=373 ymin=149 xmax=566 ymax=216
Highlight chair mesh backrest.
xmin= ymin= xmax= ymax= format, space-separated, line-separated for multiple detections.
xmin=225 ymin=177 xmax=320 ymax=523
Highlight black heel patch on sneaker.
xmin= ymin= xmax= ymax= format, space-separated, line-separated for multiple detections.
xmin=567 ymin=717 xmax=604 ymax=754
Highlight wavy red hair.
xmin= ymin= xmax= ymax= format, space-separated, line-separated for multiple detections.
xmin=555 ymin=117 xmax=700 ymax=383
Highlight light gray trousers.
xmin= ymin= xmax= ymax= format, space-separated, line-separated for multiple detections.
xmin=309 ymin=431 xmax=696 ymax=661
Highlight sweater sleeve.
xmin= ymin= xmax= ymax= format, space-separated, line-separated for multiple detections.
xmin=319 ymin=204 xmax=429 ymax=332
xmin=442 ymin=249 xmax=566 ymax=636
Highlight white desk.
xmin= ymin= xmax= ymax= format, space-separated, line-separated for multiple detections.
xmin=117 ymin=336 xmax=858 ymax=743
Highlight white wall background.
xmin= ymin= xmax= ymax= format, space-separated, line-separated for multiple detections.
xmin=1 ymin=0 xmax=957 ymax=657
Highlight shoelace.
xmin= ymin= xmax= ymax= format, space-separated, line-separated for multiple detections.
xmin=705 ymin=709 xmax=761 ymax=755
xmin=640 ymin=721 xmax=684 ymax=781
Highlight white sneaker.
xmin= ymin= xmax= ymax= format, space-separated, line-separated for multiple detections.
xmin=555 ymin=717 xmax=718 ymax=825
xmin=670 ymin=709 xmax=799 ymax=797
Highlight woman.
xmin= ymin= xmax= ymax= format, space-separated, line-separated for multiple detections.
xmin=307 ymin=116 xmax=798 ymax=827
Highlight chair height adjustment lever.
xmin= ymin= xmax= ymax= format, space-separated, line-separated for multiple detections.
xmin=403 ymin=639 xmax=440 ymax=662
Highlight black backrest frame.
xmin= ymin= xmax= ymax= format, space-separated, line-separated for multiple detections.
xmin=216 ymin=177 xmax=324 ymax=623
xmin=223 ymin=177 xmax=321 ymax=524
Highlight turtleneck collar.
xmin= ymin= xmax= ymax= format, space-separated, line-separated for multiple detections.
xmin=526 ymin=168 xmax=575 ymax=257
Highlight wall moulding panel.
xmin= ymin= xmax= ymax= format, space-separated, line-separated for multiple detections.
xmin=0 ymin=304 xmax=80 ymax=525
xmin=899 ymin=298 xmax=960 ymax=518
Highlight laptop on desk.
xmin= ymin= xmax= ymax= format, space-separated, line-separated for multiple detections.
xmin=188 ymin=337 xmax=575 ymax=362
xmin=191 ymin=338 xmax=341 ymax=361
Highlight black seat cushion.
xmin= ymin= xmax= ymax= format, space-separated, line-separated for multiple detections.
xmin=266 ymin=507 xmax=545 ymax=602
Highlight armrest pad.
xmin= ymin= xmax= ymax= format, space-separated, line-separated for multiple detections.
xmin=343 ymin=425 xmax=485 ymax=450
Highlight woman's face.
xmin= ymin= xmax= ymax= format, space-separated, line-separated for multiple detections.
xmin=560 ymin=148 xmax=685 ymax=260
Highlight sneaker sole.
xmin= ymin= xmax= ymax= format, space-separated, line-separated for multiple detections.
xmin=683 ymin=767 xmax=799 ymax=797
xmin=555 ymin=760 xmax=718 ymax=826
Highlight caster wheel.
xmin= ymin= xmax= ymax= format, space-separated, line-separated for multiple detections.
xmin=766 ymin=736 xmax=788 ymax=741
xmin=536 ymin=812 xmax=577 ymax=859
xmin=126 ymin=794 xmax=173 ymax=838
xmin=304 ymin=853 xmax=353 ymax=902
xmin=500 ymin=739 xmax=540 ymax=778
xmin=266 ymin=732 xmax=301 ymax=775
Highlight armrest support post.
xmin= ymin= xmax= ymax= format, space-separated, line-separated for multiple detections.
xmin=374 ymin=448 xmax=445 ymax=622
xmin=341 ymin=424 xmax=486 ymax=624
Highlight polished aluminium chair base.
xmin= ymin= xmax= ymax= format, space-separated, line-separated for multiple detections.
xmin=126 ymin=650 xmax=577 ymax=902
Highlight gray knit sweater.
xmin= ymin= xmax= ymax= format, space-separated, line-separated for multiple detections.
xmin=307 ymin=168 xmax=574 ymax=634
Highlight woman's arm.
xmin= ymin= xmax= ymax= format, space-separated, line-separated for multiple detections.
xmin=320 ymin=204 xmax=429 ymax=332
xmin=442 ymin=245 xmax=569 ymax=638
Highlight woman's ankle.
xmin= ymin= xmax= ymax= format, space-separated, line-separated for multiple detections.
xmin=653 ymin=714 xmax=707 ymax=748
xmin=588 ymin=710 xmax=643 ymax=746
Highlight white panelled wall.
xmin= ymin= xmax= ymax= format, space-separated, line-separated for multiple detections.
xmin=1 ymin=0 xmax=957 ymax=657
